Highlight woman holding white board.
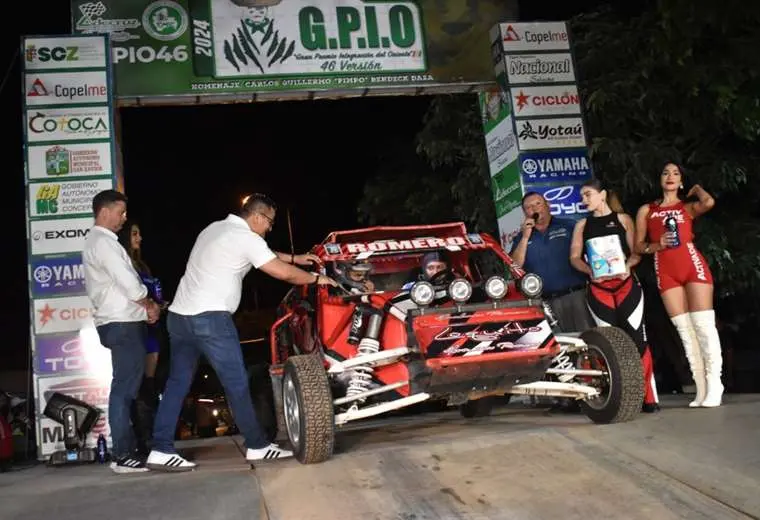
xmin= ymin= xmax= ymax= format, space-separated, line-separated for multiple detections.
xmin=569 ymin=179 xmax=659 ymax=413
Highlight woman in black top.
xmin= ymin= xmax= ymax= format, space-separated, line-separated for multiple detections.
xmin=569 ymin=179 xmax=659 ymax=412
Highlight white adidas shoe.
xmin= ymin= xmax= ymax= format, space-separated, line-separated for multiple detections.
xmin=246 ymin=443 xmax=293 ymax=462
xmin=146 ymin=450 xmax=197 ymax=472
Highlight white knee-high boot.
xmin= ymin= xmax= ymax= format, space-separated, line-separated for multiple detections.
xmin=690 ymin=310 xmax=723 ymax=407
xmin=670 ymin=314 xmax=706 ymax=407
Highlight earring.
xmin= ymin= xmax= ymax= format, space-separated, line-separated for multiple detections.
xmin=680 ymin=184 xmax=684 ymax=189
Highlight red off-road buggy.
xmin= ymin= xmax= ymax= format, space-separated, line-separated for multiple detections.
xmin=268 ymin=223 xmax=644 ymax=464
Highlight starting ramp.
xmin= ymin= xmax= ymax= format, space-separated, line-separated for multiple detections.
xmin=254 ymin=394 xmax=760 ymax=520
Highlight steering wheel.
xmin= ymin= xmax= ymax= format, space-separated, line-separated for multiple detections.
xmin=428 ymin=269 xmax=455 ymax=287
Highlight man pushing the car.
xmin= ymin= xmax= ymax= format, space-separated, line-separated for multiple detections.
xmin=147 ymin=193 xmax=337 ymax=472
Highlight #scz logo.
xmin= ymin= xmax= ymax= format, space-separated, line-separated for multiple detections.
xmin=26 ymin=45 xmax=79 ymax=63
xmin=541 ymin=185 xmax=588 ymax=216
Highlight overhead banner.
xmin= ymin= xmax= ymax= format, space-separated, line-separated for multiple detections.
xmin=21 ymin=33 xmax=118 ymax=460
xmin=69 ymin=0 xmax=518 ymax=101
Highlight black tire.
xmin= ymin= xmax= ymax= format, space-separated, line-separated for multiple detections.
xmin=579 ymin=326 xmax=644 ymax=424
xmin=460 ymin=396 xmax=496 ymax=418
xmin=283 ymin=355 xmax=335 ymax=464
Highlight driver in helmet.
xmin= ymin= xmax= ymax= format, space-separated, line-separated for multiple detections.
xmin=335 ymin=261 xmax=375 ymax=294
xmin=402 ymin=251 xmax=451 ymax=290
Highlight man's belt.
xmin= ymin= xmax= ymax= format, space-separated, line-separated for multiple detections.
xmin=544 ymin=284 xmax=586 ymax=300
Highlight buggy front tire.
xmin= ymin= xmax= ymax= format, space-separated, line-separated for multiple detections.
xmin=579 ymin=326 xmax=644 ymax=424
xmin=282 ymin=354 xmax=335 ymax=464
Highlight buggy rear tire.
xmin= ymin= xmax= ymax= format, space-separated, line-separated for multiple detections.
xmin=283 ymin=355 xmax=335 ymax=464
xmin=459 ymin=395 xmax=510 ymax=418
xmin=579 ymin=326 xmax=644 ymax=424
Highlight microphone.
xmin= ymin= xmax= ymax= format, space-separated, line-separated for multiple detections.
xmin=531 ymin=212 xmax=539 ymax=222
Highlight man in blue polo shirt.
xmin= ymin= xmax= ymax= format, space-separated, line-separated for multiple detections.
xmin=510 ymin=192 xmax=593 ymax=332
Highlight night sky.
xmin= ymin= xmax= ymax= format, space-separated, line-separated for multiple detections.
xmin=1 ymin=0 xmax=615 ymax=370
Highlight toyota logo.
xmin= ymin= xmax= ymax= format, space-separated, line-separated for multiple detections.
xmin=522 ymin=158 xmax=538 ymax=175
xmin=543 ymin=186 xmax=574 ymax=202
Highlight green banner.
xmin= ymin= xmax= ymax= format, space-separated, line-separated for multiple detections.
xmin=70 ymin=0 xmax=516 ymax=99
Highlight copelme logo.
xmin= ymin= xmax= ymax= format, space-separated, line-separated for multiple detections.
xmin=26 ymin=76 xmax=107 ymax=103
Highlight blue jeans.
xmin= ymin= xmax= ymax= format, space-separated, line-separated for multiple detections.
xmin=152 ymin=311 xmax=269 ymax=453
xmin=96 ymin=321 xmax=147 ymax=458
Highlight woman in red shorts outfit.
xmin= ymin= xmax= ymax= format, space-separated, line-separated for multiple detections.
xmin=634 ymin=163 xmax=722 ymax=407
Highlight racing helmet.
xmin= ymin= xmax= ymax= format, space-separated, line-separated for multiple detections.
xmin=421 ymin=251 xmax=452 ymax=285
xmin=334 ymin=261 xmax=373 ymax=292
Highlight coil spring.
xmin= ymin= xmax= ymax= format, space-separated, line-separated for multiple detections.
xmin=552 ymin=344 xmax=574 ymax=383
xmin=345 ymin=338 xmax=380 ymax=403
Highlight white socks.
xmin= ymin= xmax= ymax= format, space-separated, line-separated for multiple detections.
xmin=671 ymin=313 xmax=705 ymax=407
xmin=690 ymin=310 xmax=724 ymax=407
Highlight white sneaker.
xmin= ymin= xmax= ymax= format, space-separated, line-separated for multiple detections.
xmin=146 ymin=450 xmax=197 ymax=472
xmin=246 ymin=443 xmax=293 ymax=462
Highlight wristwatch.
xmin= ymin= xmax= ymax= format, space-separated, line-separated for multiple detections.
xmin=311 ymin=273 xmax=320 ymax=285
xmin=644 ymin=243 xmax=651 ymax=254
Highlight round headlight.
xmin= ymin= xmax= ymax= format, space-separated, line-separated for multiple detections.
xmin=520 ymin=273 xmax=543 ymax=298
xmin=410 ymin=281 xmax=435 ymax=306
xmin=448 ymin=278 xmax=472 ymax=303
xmin=484 ymin=276 xmax=508 ymax=300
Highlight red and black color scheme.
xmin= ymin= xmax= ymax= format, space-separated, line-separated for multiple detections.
xmin=270 ymin=222 xmax=556 ymax=405
xmin=587 ymin=276 xmax=658 ymax=406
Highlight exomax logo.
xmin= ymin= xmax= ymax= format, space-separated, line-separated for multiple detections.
xmin=29 ymin=216 xmax=93 ymax=255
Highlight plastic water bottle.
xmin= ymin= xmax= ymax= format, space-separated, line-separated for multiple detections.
xmin=96 ymin=434 xmax=107 ymax=463
xmin=665 ymin=216 xmax=680 ymax=248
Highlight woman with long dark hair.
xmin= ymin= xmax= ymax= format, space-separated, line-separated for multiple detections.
xmin=634 ymin=162 xmax=722 ymax=407
xmin=570 ymin=179 xmax=659 ymax=412
xmin=118 ymin=220 xmax=167 ymax=454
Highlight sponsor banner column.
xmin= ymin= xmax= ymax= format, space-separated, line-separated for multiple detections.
xmin=479 ymin=62 xmax=523 ymax=251
xmin=490 ymin=21 xmax=594 ymax=231
xmin=21 ymin=34 xmax=117 ymax=459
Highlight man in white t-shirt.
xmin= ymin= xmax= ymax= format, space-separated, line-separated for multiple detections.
xmin=147 ymin=193 xmax=337 ymax=472
xmin=83 ymin=189 xmax=161 ymax=473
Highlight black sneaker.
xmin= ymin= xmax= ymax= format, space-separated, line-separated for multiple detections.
xmin=110 ymin=455 xmax=150 ymax=474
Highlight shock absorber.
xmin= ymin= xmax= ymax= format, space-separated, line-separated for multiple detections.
xmin=542 ymin=299 xmax=573 ymax=382
xmin=345 ymin=308 xmax=383 ymax=406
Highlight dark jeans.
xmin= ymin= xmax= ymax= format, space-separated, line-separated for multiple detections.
xmin=151 ymin=311 xmax=269 ymax=453
xmin=96 ymin=321 xmax=147 ymax=458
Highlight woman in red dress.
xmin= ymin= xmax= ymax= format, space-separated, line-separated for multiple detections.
xmin=634 ymin=163 xmax=722 ymax=407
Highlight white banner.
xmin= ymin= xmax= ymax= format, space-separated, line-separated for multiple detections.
xmin=26 ymin=106 xmax=112 ymax=143
xmin=29 ymin=216 xmax=93 ymax=256
xmin=27 ymin=142 xmax=114 ymax=180
xmin=485 ymin=117 xmax=519 ymax=178
xmin=516 ymin=117 xmax=587 ymax=151
xmin=496 ymin=22 xmax=570 ymax=53
xmin=24 ymin=70 xmax=109 ymax=106
xmin=505 ymin=53 xmax=576 ymax=85
xmin=23 ymin=36 xmax=107 ymax=70
xmin=36 ymin=374 xmax=111 ymax=456
xmin=28 ymin=179 xmax=114 ymax=218
xmin=496 ymin=206 xmax=525 ymax=253
xmin=33 ymin=295 xmax=95 ymax=335
xmin=511 ymin=85 xmax=581 ymax=118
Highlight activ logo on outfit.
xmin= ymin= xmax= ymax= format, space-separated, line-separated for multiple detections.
xmin=25 ymin=71 xmax=109 ymax=106
xmin=517 ymin=117 xmax=587 ymax=151
xmin=505 ymin=53 xmax=576 ymax=84
xmin=26 ymin=107 xmax=111 ymax=143
xmin=497 ymin=22 xmax=570 ymax=52
xmin=520 ymin=149 xmax=593 ymax=183
xmin=511 ymin=85 xmax=581 ymax=118
xmin=527 ymin=183 xmax=589 ymax=218
xmin=33 ymin=295 xmax=95 ymax=335
xmin=23 ymin=36 xmax=107 ymax=70
xmin=27 ymin=142 xmax=113 ymax=180
xmin=31 ymin=254 xmax=86 ymax=297
xmin=29 ymin=216 xmax=93 ymax=256
xmin=29 ymin=179 xmax=113 ymax=218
